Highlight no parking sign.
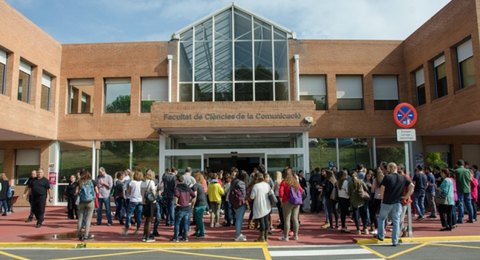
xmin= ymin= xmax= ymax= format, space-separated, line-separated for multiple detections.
xmin=393 ymin=103 xmax=417 ymax=128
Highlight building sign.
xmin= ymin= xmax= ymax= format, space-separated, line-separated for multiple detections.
xmin=396 ymin=129 xmax=417 ymax=142
xmin=49 ymin=172 xmax=57 ymax=185
xmin=163 ymin=112 xmax=302 ymax=121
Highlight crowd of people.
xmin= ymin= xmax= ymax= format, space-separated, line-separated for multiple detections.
xmin=14 ymin=159 xmax=480 ymax=245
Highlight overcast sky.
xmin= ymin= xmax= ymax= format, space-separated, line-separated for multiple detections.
xmin=5 ymin=0 xmax=451 ymax=44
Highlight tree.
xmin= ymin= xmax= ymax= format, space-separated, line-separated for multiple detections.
xmin=106 ymin=95 xmax=130 ymax=113
xmin=426 ymin=152 xmax=447 ymax=168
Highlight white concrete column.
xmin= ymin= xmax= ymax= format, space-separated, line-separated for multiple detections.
xmin=168 ymin=55 xmax=173 ymax=102
xmin=294 ymin=54 xmax=300 ymax=101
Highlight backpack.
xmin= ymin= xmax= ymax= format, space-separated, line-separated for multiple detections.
xmin=144 ymin=181 xmax=156 ymax=204
xmin=229 ymin=180 xmax=245 ymax=209
xmin=79 ymin=180 xmax=95 ymax=203
xmin=288 ymin=186 xmax=303 ymax=205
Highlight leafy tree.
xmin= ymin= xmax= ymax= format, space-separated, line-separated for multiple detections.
xmin=426 ymin=152 xmax=448 ymax=168
xmin=106 ymin=95 xmax=130 ymax=113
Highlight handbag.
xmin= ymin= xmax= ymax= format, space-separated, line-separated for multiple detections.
xmin=268 ymin=190 xmax=278 ymax=206
xmin=330 ymin=184 xmax=338 ymax=201
xmin=357 ymin=183 xmax=370 ymax=200
xmin=144 ymin=180 xmax=156 ymax=204
xmin=435 ymin=192 xmax=448 ymax=205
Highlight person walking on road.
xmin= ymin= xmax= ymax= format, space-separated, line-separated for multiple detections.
xmin=25 ymin=168 xmax=52 ymax=228
xmin=22 ymin=170 xmax=37 ymax=222
xmin=375 ymin=163 xmax=414 ymax=246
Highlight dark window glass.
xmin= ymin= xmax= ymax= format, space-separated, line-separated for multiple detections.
xmin=234 ymin=10 xmax=252 ymax=40
xmin=435 ymin=63 xmax=447 ymax=98
xmin=459 ymin=57 xmax=475 ymax=89
xmin=374 ymin=100 xmax=398 ymax=110
xmin=235 ymin=83 xmax=253 ymax=101
xmin=337 ymin=99 xmax=363 ymax=110
xmin=105 ymin=83 xmax=131 ymax=113
xmin=275 ymin=82 xmax=289 ymax=101
xmin=40 ymin=85 xmax=50 ymax=111
xmin=300 ymin=95 xmax=326 ymax=110
xmin=254 ymin=41 xmax=273 ymax=80
xmin=215 ymin=41 xmax=232 ymax=81
xmin=18 ymin=71 xmax=30 ymax=103
xmin=0 ymin=63 xmax=5 ymax=95
xmin=215 ymin=83 xmax=233 ymax=101
xmin=417 ymin=84 xmax=426 ymax=106
xmin=235 ymin=41 xmax=253 ymax=80
xmin=194 ymin=83 xmax=213 ymax=102
xmin=179 ymin=41 xmax=193 ymax=82
xmin=255 ymin=82 xmax=273 ymax=101
xmin=179 ymin=84 xmax=193 ymax=102
xmin=141 ymin=101 xmax=154 ymax=113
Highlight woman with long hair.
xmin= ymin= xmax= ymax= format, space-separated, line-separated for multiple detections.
xmin=76 ymin=170 xmax=98 ymax=241
xmin=369 ymin=168 xmax=384 ymax=234
xmin=120 ymin=169 xmax=144 ymax=236
xmin=192 ymin=172 xmax=208 ymax=238
xmin=348 ymin=172 xmax=369 ymax=235
xmin=249 ymin=173 xmax=271 ymax=242
xmin=273 ymin=171 xmax=284 ymax=230
xmin=114 ymin=171 xmax=126 ymax=225
xmin=233 ymin=170 xmax=249 ymax=241
xmin=0 ymin=173 xmax=10 ymax=216
xmin=324 ymin=170 xmax=338 ymax=229
xmin=278 ymin=169 xmax=303 ymax=241
xmin=141 ymin=169 xmax=157 ymax=242
xmin=435 ymin=168 xmax=454 ymax=231
xmin=337 ymin=170 xmax=350 ymax=233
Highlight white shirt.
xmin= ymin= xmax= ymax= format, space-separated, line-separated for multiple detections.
xmin=129 ymin=180 xmax=142 ymax=203
xmin=338 ymin=180 xmax=349 ymax=199
xmin=141 ymin=180 xmax=156 ymax=204
xmin=250 ymin=182 xmax=271 ymax=219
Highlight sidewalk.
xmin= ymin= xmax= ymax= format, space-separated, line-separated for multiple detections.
xmin=0 ymin=207 xmax=479 ymax=247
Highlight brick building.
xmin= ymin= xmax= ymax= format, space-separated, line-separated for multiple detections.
xmin=0 ymin=0 xmax=479 ymax=205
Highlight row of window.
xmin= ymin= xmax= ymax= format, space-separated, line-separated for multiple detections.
xmin=415 ymin=37 xmax=475 ymax=106
xmin=300 ymin=75 xmax=399 ymax=110
xmin=0 ymin=49 xmax=53 ymax=111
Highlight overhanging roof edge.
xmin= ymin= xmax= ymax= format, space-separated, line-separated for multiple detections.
xmin=172 ymin=2 xmax=294 ymax=40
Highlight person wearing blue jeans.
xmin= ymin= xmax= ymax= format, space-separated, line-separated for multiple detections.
xmin=170 ymin=175 xmax=195 ymax=242
xmin=152 ymin=195 xmax=162 ymax=236
xmin=412 ymin=165 xmax=427 ymax=220
xmin=165 ymin=198 xmax=175 ymax=226
xmin=375 ymin=163 xmax=414 ymax=246
xmin=413 ymin=189 xmax=425 ymax=219
xmin=234 ymin=204 xmax=247 ymax=239
xmin=120 ymin=201 xmax=142 ymax=234
xmin=95 ymin=167 xmax=113 ymax=226
xmin=455 ymin=160 xmax=474 ymax=223
xmin=96 ymin=197 xmax=113 ymax=225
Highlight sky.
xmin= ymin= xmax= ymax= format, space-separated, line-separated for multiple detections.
xmin=4 ymin=0 xmax=451 ymax=44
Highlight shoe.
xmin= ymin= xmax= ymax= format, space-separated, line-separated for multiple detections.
xmin=107 ymin=223 xmax=112 ymax=226
xmin=145 ymin=238 xmax=155 ymax=242
xmin=373 ymin=234 xmax=384 ymax=241
xmin=83 ymin=237 xmax=94 ymax=241
xmin=210 ymin=223 xmax=214 ymax=228
xmin=1 ymin=213 xmax=6 ymax=216
xmin=142 ymin=237 xmax=146 ymax=242
xmin=119 ymin=230 xmax=128 ymax=236
xmin=119 ymin=221 xmax=125 ymax=225
xmin=467 ymin=220 xmax=474 ymax=223
xmin=196 ymin=235 xmax=205 ymax=239
xmin=453 ymin=225 xmax=458 ymax=229
xmin=278 ymin=236 xmax=289 ymax=241
xmin=326 ymin=226 xmax=334 ymax=230
xmin=340 ymin=228 xmax=351 ymax=233
xmin=392 ymin=244 xmax=399 ymax=247
xmin=416 ymin=217 xmax=425 ymax=221
xmin=94 ymin=223 xmax=101 ymax=226
xmin=180 ymin=237 xmax=189 ymax=242
xmin=321 ymin=222 xmax=330 ymax=228
xmin=215 ymin=223 xmax=222 ymax=228
xmin=288 ymin=230 xmax=294 ymax=236
xmin=234 ymin=235 xmax=247 ymax=242
xmin=25 ymin=218 xmax=32 ymax=223
xmin=152 ymin=232 xmax=161 ymax=237
xmin=355 ymin=230 xmax=361 ymax=235
xmin=290 ymin=235 xmax=298 ymax=240
xmin=364 ymin=229 xmax=369 ymax=235
xmin=440 ymin=228 xmax=452 ymax=231
xmin=35 ymin=224 xmax=42 ymax=228
xmin=371 ymin=229 xmax=378 ymax=235
xmin=401 ymin=230 xmax=408 ymax=237
xmin=133 ymin=230 xmax=140 ymax=235
xmin=427 ymin=215 xmax=437 ymax=219
xmin=169 ymin=238 xmax=179 ymax=242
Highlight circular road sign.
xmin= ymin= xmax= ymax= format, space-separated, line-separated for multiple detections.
xmin=393 ymin=103 xmax=417 ymax=128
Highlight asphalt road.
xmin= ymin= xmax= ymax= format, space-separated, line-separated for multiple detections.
xmin=0 ymin=241 xmax=479 ymax=260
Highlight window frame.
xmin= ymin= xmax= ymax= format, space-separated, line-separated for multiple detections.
xmin=336 ymin=75 xmax=364 ymax=110
xmin=141 ymin=77 xmax=168 ymax=113
xmin=40 ymin=72 xmax=52 ymax=111
xmin=433 ymin=55 xmax=447 ymax=99
xmin=0 ymin=49 xmax=7 ymax=95
xmin=299 ymin=75 xmax=327 ymax=110
xmin=104 ymin=78 xmax=131 ymax=114
xmin=456 ymin=38 xmax=475 ymax=89
xmin=18 ymin=60 xmax=32 ymax=104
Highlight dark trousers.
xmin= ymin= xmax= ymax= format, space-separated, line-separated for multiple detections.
xmin=326 ymin=198 xmax=338 ymax=227
xmin=257 ymin=214 xmax=270 ymax=232
xmin=339 ymin=197 xmax=350 ymax=229
xmin=310 ymin=188 xmax=321 ymax=213
xmin=276 ymin=197 xmax=284 ymax=227
xmin=67 ymin=195 xmax=78 ymax=219
xmin=472 ymin=199 xmax=478 ymax=221
xmin=28 ymin=195 xmax=34 ymax=219
xmin=32 ymin=195 xmax=46 ymax=225
xmin=369 ymin=199 xmax=381 ymax=229
xmin=115 ymin=197 xmax=126 ymax=223
xmin=353 ymin=205 xmax=367 ymax=230
xmin=439 ymin=204 xmax=453 ymax=229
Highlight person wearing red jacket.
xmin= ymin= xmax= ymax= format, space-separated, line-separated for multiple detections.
xmin=278 ymin=168 xmax=303 ymax=241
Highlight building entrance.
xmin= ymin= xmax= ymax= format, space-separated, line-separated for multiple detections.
xmin=207 ymin=155 xmax=262 ymax=174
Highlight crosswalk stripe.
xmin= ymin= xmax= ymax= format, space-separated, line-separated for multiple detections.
xmin=269 ymin=248 xmax=371 ymax=257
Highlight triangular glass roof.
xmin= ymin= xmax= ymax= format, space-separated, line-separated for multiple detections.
xmin=172 ymin=3 xmax=295 ymax=40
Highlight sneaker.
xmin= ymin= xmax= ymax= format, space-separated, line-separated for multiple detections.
xmin=355 ymin=230 xmax=361 ymax=235
xmin=169 ymin=238 xmax=179 ymax=243
xmin=133 ymin=230 xmax=140 ymax=235
xmin=427 ymin=215 xmax=437 ymax=219
xmin=416 ymin=217 xmax=425 ymax=221
xmin=341 ymin=228 xmax=351 ymax=233
xmin=215 ymin=223 xmax=222 ymax=228
xmin=321 ymin=222 xmax=330 ymax=228
xmin=83 ymin=237 xmax=94 ymax=241
xmin=290 ymin=235 xmax=298 ymax=240
xmin=180 ymin=237 xmax=189 ymax=242
xmin=326 ymin=226 xmax=335 ymax=230
xmin=278 ymin=236 xmax=289 ymax=241
xmin=373 ymin=234 xmax=384 ymax=241
xmin=364 ymin=229 xmax=369 ymax=235
xmin=210 ymin=223 xmax=214 ymax=228
xmin=234 ymin=235 xmax=247 ymax=242
xmin=371 ymin=229 xmax=378 ymax=235
xmin=145 ymin=238 xmax=155 ymax=242
xmin=119 ymin=230 xmax=128 ymax=236
xmin=142 ymin=237 xmax=146 ymax=242
xmin=196 ymin=235 xmax=205 ymax=239
xmin=152 ymin=232 xmax=161 ymax=237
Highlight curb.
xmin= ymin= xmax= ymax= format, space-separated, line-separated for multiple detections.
xmin=0 ymin=242 xmax=266 ymax=249
xmin=356 ymin=235 xmax=480 ymax=245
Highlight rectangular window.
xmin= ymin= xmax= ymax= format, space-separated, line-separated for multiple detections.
xmin=415 ymin=68 xmax=426 ymax=106
xmin=0 ymin=150 xmax=4 ymax=173
xmin=299 ymin=75 xmax=327 ymax=110
xmin=457 ymin=38 xmax=475 ymax=89
xmin=68 ymin=79 xmax=94 ymax=114
xmin=18 ymin=60 xmax=31 ymax=103
xmin=373 ymin=75 xmax=398 ymax=110
xmin=104 ymin=78 xmax=131 ymax=113
xmin=40 ymin=73 xmax=51 ymax=111
xmin=0 ymin=49 xmax=6 ymax=95
xmin=141 ymin=77 xmax=168 ymax=112
xmin=336 ymin=75 xmax=363 ymax=110
xmin=15 ymin=149 xmax=40 ymax=185
xmin=434 ymin=55 xmax=447 ymax=98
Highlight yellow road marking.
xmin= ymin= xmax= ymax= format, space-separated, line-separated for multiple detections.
xmin=431 ymin=243 xmax=480 ymax=250
xmin=50 ymin=249 xmax=160 ymax=260
xmin=386 ymin=242 xmax=429 ymax=259
xmin=0 ymin=250 xmax=30 ymax=260
xmin=262 ymin=245 xmax=271 ymax=260
xmin=359 ymin=244 xmax=388 ymax=259
xmin=157 ymin=249 xmax=260 ymax=260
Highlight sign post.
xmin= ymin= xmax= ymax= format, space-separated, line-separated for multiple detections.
xmin=394 ymin=103 xmax=418 ymax=238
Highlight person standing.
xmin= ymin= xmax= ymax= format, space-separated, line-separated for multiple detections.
xmin=249 ymin=173 xmax=272 ymax=242
xmin=298 ymin=171 xmax=307 ymax=213
xmin=191 ymin=172 xmax=208 ymax=239
xmin=434 ymin=168 xmax=454 ymax=231
xmin=163 ymin=168 xmax=176 ymax=227
xmin=95 ymin=167 xmax=113 ymax=226
xmin=170 ymin=175 xmax=195 ymax=242
xmin=120 ymin=169 xmax=144 ymax=235
xmin=141 ymin=169 xmax=157 ymax=242
xmin=25 ymin=168 xmax=52 ymax=228
xmin=412 ymin=165 xmax=427 ymax=221
xmin=114 ymin=171 xmax=126 ymax=225
xmin=375 ymin=163 xmax=414 ymax=246
xmin=309 ymin=167 xmax=322 ymax=214
xmin=455 ymin=160 xmax=474 ymax=223
xmin=0 ymin=173 xmax=10 ymax=215
xmin=425 ymin=167 xmax=437 ymax=219
xmin=207 ymin=172 xmax=224 ymax=227
xmin=22 ymin=170 xmax=37 ymax=222
xmin=232 ymin=170 xmax=249 ymax=242
xmin=348 ymin=173 xmax=368 ymax=235
xmin=66 ymin=175 xmax=78 ymax=219
xmin=76 ymin=170 xmax=98 ymax=241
